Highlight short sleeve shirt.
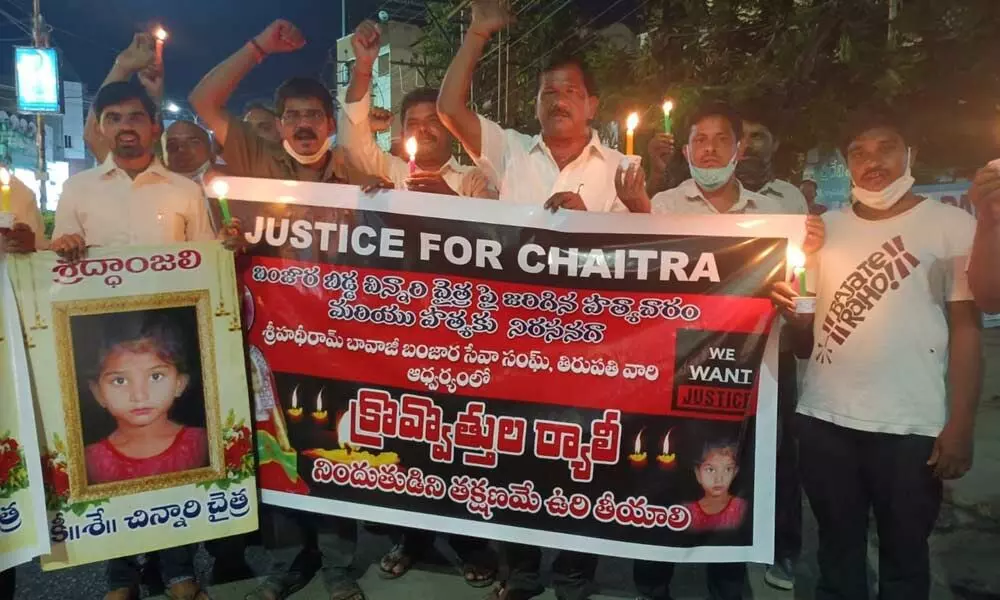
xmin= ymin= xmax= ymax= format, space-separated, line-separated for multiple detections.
xmin=759 ymin=179 xmax=809 ymax=214
xmin=798 ymin=200 xmax=976 ymax=437
xmin=650 ymin=179 xmax=785 ymax=215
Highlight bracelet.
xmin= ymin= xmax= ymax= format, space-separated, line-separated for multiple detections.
xmin=247 ymin=39 xmax=267 ymax=64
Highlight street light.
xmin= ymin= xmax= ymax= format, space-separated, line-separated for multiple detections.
xmin=166 ymin=102 xmax=181 ymax=114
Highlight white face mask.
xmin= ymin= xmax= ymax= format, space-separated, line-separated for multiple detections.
xmin=282 ymin=137 xmax=332 ymax=165
xmin=851 ymin=148 xmax=914 ymax=210
xmin=688 ymin=149 xmax=739 ymax=192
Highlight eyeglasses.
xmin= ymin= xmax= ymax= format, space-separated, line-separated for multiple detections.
xmin=281 ymin=110 xmax=326 ymax=124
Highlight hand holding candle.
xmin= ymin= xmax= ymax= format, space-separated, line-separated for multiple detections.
xmin=662 ymin=100 xmax=674 ymax=135
xmin=154 ymin=26 xmax=168 ymax=64
xmin=787 ymin=245 xmax=815 ymax=314
xmin=406 ymin=137 xmax=418 ymax=174
xmin=625 ymin=112 xmax=639 ymax=157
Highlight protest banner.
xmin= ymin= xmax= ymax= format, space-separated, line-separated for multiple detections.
xmin=226 ymin=178 xmax=801 ymax=564
xmin=7 ymin=244 xmax=257 ymax=570
xmin=0 ymin=260 xmax=49 ymax=571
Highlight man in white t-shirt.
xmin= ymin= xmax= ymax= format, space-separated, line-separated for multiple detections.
xmin=968 ymin=160 xmax=1000 ymax=312
xmin=773 ymin=108 xmax=981 ymax=600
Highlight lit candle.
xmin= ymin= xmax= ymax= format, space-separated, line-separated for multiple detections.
xmin=405 ymin=136 xmax=418 ymax=174
xmin=154 ymin=27 xmax=168 ymax=63
xmin=656 ymin=429 xmax=677 ymax=470
xmin=662 ymin=100 xmax=674 ymax=135
xmin=286 ymin=385 xmax=304 ymax=423
xmin=311 ymin=389 xmax=329 ymax=426
xmin=0 ymin=168 xmax=10 ymax=213
xmin=300 ymin=410 xmax=400 ymax=466
xmin=627 ymin=429 xmax=647 ymax=468
xmin=625 ymin=112 xmax=639 ymax=156
xmin=211 ymin=179 xmax=232 ymax=226
xmin=787 ymin=245 xmax=807 ymax=296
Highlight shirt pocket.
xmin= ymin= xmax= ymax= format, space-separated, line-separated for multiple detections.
xmin=149 ymin=209 xmax=186 ymax=244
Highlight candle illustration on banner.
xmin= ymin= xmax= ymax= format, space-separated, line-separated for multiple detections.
xmin=286 ymin=385 xmax=304 ymax=423
xmin=406 ymin=137 xmax=418 ymax=174
xmin=211 ymin=179 xmax=232 ymax=226
xmin=154 ymin=26 xmax=168 ymax=63
xmin=656 ymin=429 xmax=677 ymax=469
xmin=625 ymin=112 xmax=639 ymax=156
xmin=628 ymin=429 xmax=647 ymax=468
xmin=301 ymin=409 xmax=400 ymax=466
xmin=662 ymin=100 xmax=674 ymax=134
xmin=787 ymin=245 xmax=815 ymax=314
xmin=311 ymin=389 xmax=329 ymax=426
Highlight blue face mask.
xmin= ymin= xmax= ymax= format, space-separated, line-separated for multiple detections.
xmin=688 ymin=150 xmax=739 ymax=192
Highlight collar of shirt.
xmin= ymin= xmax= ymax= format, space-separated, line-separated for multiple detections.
xmin=679 ymin=178 xmax=762 ymax=213
xmin=439 ymin=156 xmax=472 ymax=175
xmin=97 ymin=155 xmax=172 ymax=184
xmin=528 ymin=130 xmax=608 ymax=167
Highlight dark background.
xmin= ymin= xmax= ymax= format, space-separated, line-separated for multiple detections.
xmin=71 ymin=306 xmax=207 ymax=447
xmin=273 ymin=372 xmax=758 ymax=549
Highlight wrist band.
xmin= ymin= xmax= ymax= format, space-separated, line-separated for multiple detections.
xmin=248 ymin=39 xmax=267 ymax=64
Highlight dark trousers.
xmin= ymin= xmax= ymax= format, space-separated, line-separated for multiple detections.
xmin=395 ymin=527 xmax=491 ymax=563
xmin=0 ymin=568 xmax=14 ymax=600
xmin=107 ymin=545 xmax=196 ymax=590
xmin=504 ymin=543 xmax=597 ymax=600
xmin=203 ymin=533 xmax=256 ymax=583
xmin=797 ymin=415 xmax=942 ymax=600
xmin=261 ymin=507 xmax=356 ymax=592
xmin=774 ymin=350 xmax=802 ymax=562
xmin=633 ymin=560 xmax=747 ymax=600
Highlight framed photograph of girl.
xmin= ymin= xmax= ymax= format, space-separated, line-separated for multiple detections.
xmin=52 ymin=291 xmax=224 ymax=500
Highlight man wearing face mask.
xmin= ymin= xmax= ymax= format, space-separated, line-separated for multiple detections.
xmin=734 ymin=112 xmax=808 ymax=215
xmin=437 ymin=0 xmax=629 ymax=216
xmin=772 ymin=108 xmax=981 ymax=600
xmin=341 ymin=20 xmax=496 ymax=200
xmin=190 ymin=20 xmax=368 ymax=187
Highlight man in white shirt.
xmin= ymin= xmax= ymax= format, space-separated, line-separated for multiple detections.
xmin=623 ymin=101 xmax=823 ymax=600
xmin=969 ymin=161 xmax=1000 ymax=312
xmin=52 ymin=81 xmax=214 ymax=600
xmin=0 ymin=167 xmax=46 ymax=253
xmin=734 ymin=112 xmax=808 ymax=214
xmin=437 ymin=1 xmax=628 ymax=215
xmin=341 ymin=21 xmax=495 ymax=200
xmin=773 ymin=108 xmax=981 ymax=600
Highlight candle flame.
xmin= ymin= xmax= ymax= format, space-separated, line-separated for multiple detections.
xmin=405 ymin=136 xmax=418 ymax=160
xmin=291 ymin=385 xmax=299 ymax=409
xmin=154 ymin=27 xmax=169 ymax=41
xmin=0 ymin=167 xmax=9 ymax=187
xmin=661 ymin=429 xmax=672 ymax=455
xmin=337 ymin=409 xmax=352 ymax=448
xmin=316 ymin=388 xmax=324 ymax=412
xmin=211 ymin=179 xmax=230 ymax=198
xmin=663 ymin=100 xmax=674 ymax=115
xmin=633 ymin=430 xmax=644 ymax=454
xmin=626 ymin=112 xmax=639 ymax=133
xmin=787 ymin=245 xmax=806 ymax=270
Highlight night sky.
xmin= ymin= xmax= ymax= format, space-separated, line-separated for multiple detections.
xmin=0 ymin=0 xmax=381 ymax=109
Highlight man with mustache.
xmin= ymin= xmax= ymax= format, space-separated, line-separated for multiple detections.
xmin=968 ymin=161 xmax=1000 ymax=312
xmin=50 ymin=80 xmax=215 ymax=600
xmin=437 ymin=0 xmax=631 ymax=215
xmin=619 ymin=102 xmax=824 ymax=600
xmin=436 ymin=2 xmax=636 ymax=598
xmin=734 ymin=111 xmax=808 ymax=215
xmin=190 ymin=20 xmax=368 ymax=187
xmin=163 ymin=120 xmax=232 ymax=234
xmin=340 ymin=21 xmax=495 ymax=200
xmin=773 ymin=108 xmax=981 ymax=600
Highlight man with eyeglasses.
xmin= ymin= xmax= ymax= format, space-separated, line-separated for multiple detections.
xmin=190 ymin=20 xmax=366 ymax=187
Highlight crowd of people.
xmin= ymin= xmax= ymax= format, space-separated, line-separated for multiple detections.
xmin=2 ymin=1 xmax=1000 ymax=599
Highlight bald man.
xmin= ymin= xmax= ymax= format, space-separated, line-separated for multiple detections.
xmin=242 ymin=103 xmax=280 ymax=144
xmin=163 ymin=120 xmax=218 ymax=181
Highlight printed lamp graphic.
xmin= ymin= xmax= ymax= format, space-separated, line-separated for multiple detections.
xmin=656 ymin=429 xmax=677 ymax=470
xmin=628 ymin=429 xmax=647 ymax=468
xmin=285 ymin=385 xmax=304 ymax=422
xmin=303 ymin=401 xmax=399 ymax=466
